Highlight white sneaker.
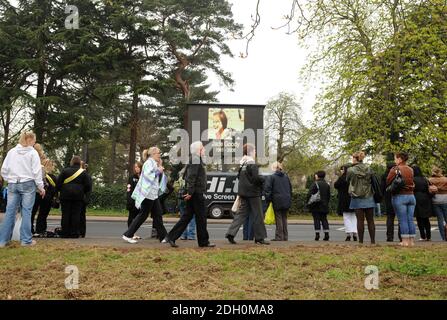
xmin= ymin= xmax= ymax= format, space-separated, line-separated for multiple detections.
xmin=122 ymin=235 xmax=138 ymax=244
xmin=21 ymin=240 xmax=36 ymax=247
xmin=161 ymin=238 xmax=168 ymax=243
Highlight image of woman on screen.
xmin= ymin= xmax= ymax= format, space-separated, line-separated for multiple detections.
xmin=212 ymin=110 xmax=236 ymax=140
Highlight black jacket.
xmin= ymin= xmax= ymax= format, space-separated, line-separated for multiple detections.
xmin=306 ymin=180 xmax=331 ymax=214
xmin=126 ymin=174 xmax=140 ymax=210
xmin=44 ymin=173 xmax=58 ymax=201
xmin=56 ymin=165 xmax=92 ymax=201
xmin=334 ymin=174 xmax=354 ymax=215
xmin=414 ymin=176 xmax=433 ymax=218
xmin=381 ymin=172 xmax=395 ymax=215
xmin=185 ymin=155 xmax=207 ymax=195
xmin=264 ymin=171 xmax=292 ymax=211
xmin=238 ymin=160 xmax=264 ymax=198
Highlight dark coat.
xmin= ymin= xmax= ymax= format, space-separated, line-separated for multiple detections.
xmin=185 ymin=155 xmax=207 ymax=195
xmin=44 ymin=173 xmax=58 ymax=202
xmin=264 ymin=171 xmax=292 ymax=211
xmin=414 ymin=176 xmax=433 ymax=218
xmin=56 ymin=165 xmax=92 ymax=201
xmin=306 ymin=180 xmax=331 ymax=214
xmin=126 ymin=174 xmax=139 ymax=210
xmin=238 ymin=160 xmax=264 ymax=198
xmin=381 ymin=172 xmax=395 ymax=215
xmin=334 ymin=174 xmax=354 ymax=215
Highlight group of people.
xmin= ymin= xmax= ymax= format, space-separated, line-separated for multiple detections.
xmin=1 ymin=131 xmax=446 ymax=248
xmin=124 ymin=142 xmax=294 ymax=247
xmin=309 ymin=151 xmax=447 ymax=246
xmin=0 ymin=131 xmax=92 ymax=247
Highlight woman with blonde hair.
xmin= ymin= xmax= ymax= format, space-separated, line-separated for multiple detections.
xmin=122 ymin=147 xmax=167 ymax=244
xmin=33 ymin=159 xmax=58 ymax=236
xmin=0 ymin=131 xmax=45 ymax=247
xmin=31 ymin=143 xmax=47 ymax=234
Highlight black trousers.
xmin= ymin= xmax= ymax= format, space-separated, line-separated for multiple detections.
xmin=80 ymin=203 xmax=87 ymax=237
xmin=127 ymin=207 xmax=139 ymax=227
xmin=312 ymin=212 xmax=329 ymax=232
xmin=416 ymin=217 xmax=431 ymax=240
xmin=35 ymin=197 xmax=52 ymax=234
xmin=167 ymin=193 xmax=210 ymax=246
xmin=61 ymin=200 xmax=83 ymax=238
xmin=386 ymin=212 xmax=402 ymax=241
xmin=124 ymin=198 xmax=167 ymax=241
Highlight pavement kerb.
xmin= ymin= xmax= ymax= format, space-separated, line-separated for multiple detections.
xmin=41 ymin=215 xmax=389 ymax=225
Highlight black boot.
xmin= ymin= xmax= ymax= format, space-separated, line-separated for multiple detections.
xmin=345 ymin=235 xmax=351 ymax=241
xmin=225 ymin=234 xmax=237 ymax=244
xmin=315 ymin=232 xmax=320 ymax=241
xmin=353 ymin=234 xmax=358 ymax=242
xmin=323 ymin=232 xmax=329 ymax=241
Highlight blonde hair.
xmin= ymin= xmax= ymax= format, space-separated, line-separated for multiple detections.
xmin=142 ymin=149 xmax=150 ymax=162
xmin=33 ymin=143 xmax=46 ymax=162
xmin=42 ymin=159 xmax=55 ymax=174
xmin=352 ymin=151 xmax=366 ymax=162
xmin=148 ymin=147 xmax=160 ymax=158
xmin=432 ymin=166 xmax=444 ymax=177
xmin=271 ymin=161 xmax=283 ymax=171
xmin=18 ymin=131 xmax=36 ymax=147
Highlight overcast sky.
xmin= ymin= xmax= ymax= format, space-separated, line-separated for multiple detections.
xmin=208 ymin=0 xmax=319 ymax=124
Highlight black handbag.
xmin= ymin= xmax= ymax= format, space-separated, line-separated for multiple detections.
xmin=371 ymin=174 xmax=383 ymax=203
xmin=386 ymin=169 xmax=406 ymax=195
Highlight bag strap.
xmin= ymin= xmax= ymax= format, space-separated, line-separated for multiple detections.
xmin=46 ymin=174 xmax=56 ymax=187
xmin=237 ymin=161 xmax=247 ymax=179
xmin=63 ymin=168 xmax=85 ymax=184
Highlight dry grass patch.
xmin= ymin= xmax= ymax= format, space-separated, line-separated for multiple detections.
xmin=0 ymin=242 xmax=446 ymax=300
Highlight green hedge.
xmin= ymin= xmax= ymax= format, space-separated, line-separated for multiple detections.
xmin=90 ymin=184 xmax=340 ymax=214
xmin=90 ymin=185 xmax=127 ymax=210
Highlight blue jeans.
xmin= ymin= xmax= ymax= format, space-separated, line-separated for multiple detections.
xmin=179 ymin=200 xmax=196 ymax=239
xmin=392 ymin=194 xmax=416 ymax=238
xmin=0 ymin=181 xmax=36 ymax=246
xmin=432 ymin=203 xmax=447 ymax=240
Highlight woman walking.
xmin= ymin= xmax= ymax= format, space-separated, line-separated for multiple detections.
xmin=386 ymin=152 xmax=416 ymax=247
xmin=122 ymin=147 xmax=167 ymax=244
xmin=126 ymin=161 xmax=143 ymax=239
xmin=264 ymin=162 xmax=292 ymax=241
xmin=334 ymin=165 xmax=357 ymax=241
xmin=0 ymin=131 xmax=45 ymax=247
xmin=225 ymin=143 xmax=269 ymax=245
xmin=307 ymin=171 xmax=331 ymax=241
xmin=429 ymin=166 xmax=447 ymax=241
xmin=347 ymin=151 xmax=376 ymax=244
xmin=412 ymin=166 xmax=432 ymax=241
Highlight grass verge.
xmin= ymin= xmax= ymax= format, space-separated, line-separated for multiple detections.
xmin=0 ymin=243 xmax=445 ymax=300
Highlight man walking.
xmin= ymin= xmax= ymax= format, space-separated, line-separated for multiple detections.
xmin=164 ymin=141 xmax=215 ymax=248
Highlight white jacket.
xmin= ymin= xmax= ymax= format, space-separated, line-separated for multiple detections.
xmin=1 ymin=144 xmax=44 ymax=191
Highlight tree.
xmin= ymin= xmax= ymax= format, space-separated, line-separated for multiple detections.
xmin=265 ymin=92 xmax=306 ymax=162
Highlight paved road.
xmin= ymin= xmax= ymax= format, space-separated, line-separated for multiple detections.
xmin=43 ymin=219 xmax=444 ymax=243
